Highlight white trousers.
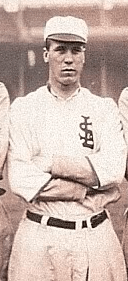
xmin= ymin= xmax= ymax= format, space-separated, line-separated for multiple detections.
xmin=8 ymin=213 xmax=127 ymax=281
xmin=0 ymin=199 xmax=13 ymax=281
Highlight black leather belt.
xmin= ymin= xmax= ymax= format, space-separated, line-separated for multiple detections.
xmin=26 ymin=210 xmax=108 ymax=229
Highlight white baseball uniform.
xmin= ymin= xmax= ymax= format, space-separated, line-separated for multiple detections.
xmin=0 ymin=82 xmax=12 ymax=281
xmin=118 ymin=87 xmax=128 ymax=268
xmin=8 ymin=86 xmax=127 ymax=280
xmin=119 ymin=87 xmax=128 ymax=147
xmin=0 ymin=82 xmax=10 ymax=175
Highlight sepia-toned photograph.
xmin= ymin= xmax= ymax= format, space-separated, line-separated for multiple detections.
xmin=0 ymin=0 xmax=128 ymax=280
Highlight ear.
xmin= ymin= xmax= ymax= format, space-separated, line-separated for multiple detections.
xmin=43 ymin=48 xmax=49 ymax=63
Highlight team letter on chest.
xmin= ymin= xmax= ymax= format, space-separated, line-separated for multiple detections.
xmin=79 ymin=115 xmax=94 ymax=149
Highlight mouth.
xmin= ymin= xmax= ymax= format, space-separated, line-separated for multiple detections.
xmin=61 ymin=69 xmax=76 ymax=77
xmin=62 ymin=68 xmax=75 ymax=72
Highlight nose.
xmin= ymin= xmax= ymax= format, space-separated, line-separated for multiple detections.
xmin=64 ymin=50 xmax=73 ymax=64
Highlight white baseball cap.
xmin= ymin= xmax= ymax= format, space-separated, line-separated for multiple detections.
xmin=44 ymin=16 xmax=88 ymax=43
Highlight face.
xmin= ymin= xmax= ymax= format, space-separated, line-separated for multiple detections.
xmin=44 ymin=40 xmax=85 ymax=89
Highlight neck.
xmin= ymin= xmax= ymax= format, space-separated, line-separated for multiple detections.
xmin=48 ymin=80 xmax=80 ymax=99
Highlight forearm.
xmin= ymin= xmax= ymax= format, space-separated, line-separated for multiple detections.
xmin=51 ymin=155 xmax=99 ymax=187
xmin=7 ymin=153 xmax=52 ymax=202
xmin=36 ymin=178 xmax=87 ymax=203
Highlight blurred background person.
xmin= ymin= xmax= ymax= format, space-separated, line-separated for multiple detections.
xmin=0 ymin=82 xmax=13 ymax=281
xmin=119 ymin=88 xmax=128 ymax=273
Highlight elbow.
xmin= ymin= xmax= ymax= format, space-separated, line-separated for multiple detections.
xmin=8 ymin=173 xmax=23 ymax=197
xmin=98 ymin=167 xmax=126 ymax=187
xmin=108 ymin=170 xmax=126 ymax=185
xmin=8 ymin=171 xmax=29 ymax=201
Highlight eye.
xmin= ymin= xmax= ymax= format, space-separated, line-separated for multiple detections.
xmin=54 ymin=46 xmax=67 ymax=54
xmin=72 ymin=47 xmax=82 ymax=54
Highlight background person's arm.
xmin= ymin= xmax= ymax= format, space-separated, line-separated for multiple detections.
xmin=119 ymin=87 xmax=128 ymax=181
xmin=0 ymin=83 xmax=10 ymax=179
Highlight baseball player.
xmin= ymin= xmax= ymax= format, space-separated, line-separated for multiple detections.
xmin=0 ymin=82 xmax=12 ymax=281
xmin=118 ymin=88 xmax=128 ymax=270
xmin=0 ymin=82 xmax=10 ymax=178
xmin=8 ymin=16 xmax=127 ymax=280
xmin=119 ymin=88 xmax=128 ymax=179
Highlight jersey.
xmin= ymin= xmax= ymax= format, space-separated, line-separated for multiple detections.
xmin=118 ymin=87 xmax=128 ymax=180
xmin=0 ymin=82 xmax=10 ymax=176
xmin=8 ymin=86 xmax=126 ymax=219
xmin=119 ymin=87 xmax=128 ymax=147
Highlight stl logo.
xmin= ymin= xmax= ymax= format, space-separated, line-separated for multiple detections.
xmin=79 ymin=115 xmax=94 ymax=149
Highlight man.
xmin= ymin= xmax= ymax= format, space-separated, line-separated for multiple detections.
xmin=118 ymin=88 xmax=128 ymax=271
xmin=119 ymin=88 xmax=128 ymax=179
xmin=8 ymin=16 xmax=127 ymax=280
xmin=0 ymin=82 xmax=10 ymax=178
xmin=0 ymin=82 xmax=12 ymax=281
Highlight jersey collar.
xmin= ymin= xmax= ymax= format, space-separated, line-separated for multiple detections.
xmin=47 ymin=82 xmax=80 ymax=101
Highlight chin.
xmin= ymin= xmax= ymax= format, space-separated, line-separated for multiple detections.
xmin=60 ymin=78 xmax=76 ymax=86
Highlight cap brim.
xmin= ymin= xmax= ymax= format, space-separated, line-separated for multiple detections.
xmin=47 ymin=34 xmax=86 ymax=43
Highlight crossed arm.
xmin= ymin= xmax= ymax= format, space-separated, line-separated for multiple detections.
xmin=34 ymin=156 xmax=99 ymax=203
xmin=8 ymin=97 xmax=127 ymax=202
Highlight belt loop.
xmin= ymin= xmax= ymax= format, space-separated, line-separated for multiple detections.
xmin=76 ymin=219 xmax=82 ymax=230
xmin=41 ymin=215 xmax=49 ymax=226
xmin=104 ymin=209 xmax=110 ymax=221
xmin=86 ymin=216 xmax=92 ymax=229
